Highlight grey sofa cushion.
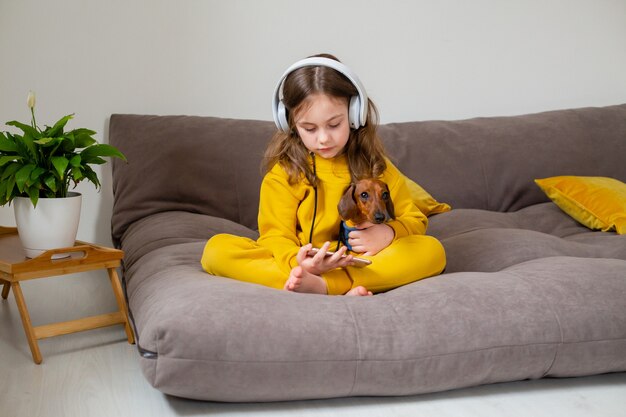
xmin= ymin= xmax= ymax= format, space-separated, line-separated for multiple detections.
xmin=109 ymin=104 xmax=626 ymax=402
xmin=429 ymin=203 xmax=626 ymax=273
xmin=123 ymin=211 xmax=626 ymax=401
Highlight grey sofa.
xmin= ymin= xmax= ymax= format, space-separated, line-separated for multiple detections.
xmin=109 ymin=104 xmax=626 ymax=402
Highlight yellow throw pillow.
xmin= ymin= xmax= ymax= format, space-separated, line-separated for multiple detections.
xmin=404 ymin=176 xmax=452 ymax=216
xmin=535 ymin=176 xmax=626 ymax=234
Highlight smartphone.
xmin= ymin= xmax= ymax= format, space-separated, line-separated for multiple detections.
xmin=306 ymin=247 xmax=372 ymax=267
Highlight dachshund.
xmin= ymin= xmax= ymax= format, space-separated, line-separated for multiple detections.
xmin=337 ymin=179 xmax=395 ymax=251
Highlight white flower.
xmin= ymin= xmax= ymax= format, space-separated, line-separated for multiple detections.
xmin=27 ymin=91 xmax=36 ymax=109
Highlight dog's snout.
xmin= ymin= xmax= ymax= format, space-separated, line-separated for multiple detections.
xmin=374 ymin=212 xmax=386 ymax=223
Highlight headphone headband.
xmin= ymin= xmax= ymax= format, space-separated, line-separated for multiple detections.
xmin=272 ymin=57 xmax=369 ymax=132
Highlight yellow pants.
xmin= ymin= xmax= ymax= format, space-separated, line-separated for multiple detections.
xmin=201 ymin=234 xmax=446 ymax=295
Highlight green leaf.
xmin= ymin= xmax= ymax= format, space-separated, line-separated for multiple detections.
xmin=15 ymin=164 xmax=36 ymax=192
xmin=0 ymin=132 xmax=18 ymax=152
xmin=51 ymin=156 xmax=69 ymax=178
xmin=4 ymin=177 xmax=15 ymax=202
xmin=14 ymin=131 xmax=37 ymax=161
xmin=61 ymin=133 xmax=76 ymax=152
xmin=71 ymin=166 xmax=84 ymax=181
xmin=83 ymin=165 xmax=101 ymax=189
xmin=46 ymin=114 xmax=74 ymax=137
xmin=85 ymin=156 xmax=106 ymax=165
xmin=71 ymin=128 xmax=98 ymax=148
xmin=69 ymin=154 xmax=81 ymax=167
xmin=0 ymin=181 xmax=6 ymax=205
xmin=27 ymin=186 xmax=39 ymax=207
xmin=0 ymin=155 xmax=20 ymax=166
xmin=80 ymin=144 xmax=127 ymax=162
xmin=33 ymin=137 xmax=58 ymax=146
xmin=1 ymin=162 xmax=22 ymax=181
xmin=6 ymin=120 xmax=41 ymax=139
xmin=30 ymin=166 xmax=45 ymax=181
xmin=44 ymin=174 xmax=58 ymax=192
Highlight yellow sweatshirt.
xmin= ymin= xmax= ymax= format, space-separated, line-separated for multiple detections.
xmin=256 ymin=154 xmax=428 ymax=275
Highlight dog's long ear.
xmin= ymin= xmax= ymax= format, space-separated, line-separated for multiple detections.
xmin=385 ymin=185 xmax=396 ymax=220
xmin=338 ymin=184 xmax=358 ymax=221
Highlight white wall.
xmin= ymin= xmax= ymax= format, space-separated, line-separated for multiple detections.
xmin=1 ymin=0 xmax=625 ymax=313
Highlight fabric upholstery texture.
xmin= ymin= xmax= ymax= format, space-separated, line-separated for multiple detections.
xmin=404 ymin=176 xmax=452 ymax=215
xmin=109 ymin=104 xmax=626 ymax=402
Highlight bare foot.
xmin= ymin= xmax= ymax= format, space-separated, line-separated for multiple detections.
xmin=345 ymin=286 xmax=373 ymax=296
xmin=284 ymin=266 xmax=328 ymax=294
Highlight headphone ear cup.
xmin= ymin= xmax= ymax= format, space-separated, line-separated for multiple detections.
xmin=348 ymin=95 xmax=361 ymax=129
xmin=276 ymin=101 xmax=290 ymax=132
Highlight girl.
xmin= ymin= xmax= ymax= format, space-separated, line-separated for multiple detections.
xmin=201 ymin=54 xmax=445 ymax=296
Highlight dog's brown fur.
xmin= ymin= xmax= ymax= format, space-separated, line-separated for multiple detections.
xmin=338 ymin=179 xmax=395 ymax=225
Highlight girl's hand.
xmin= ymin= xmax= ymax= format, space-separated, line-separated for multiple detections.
xmin=348 ymin=223 xmax=394 ymax=256
xmin=296 ymin=242 xmax=354 ymax=275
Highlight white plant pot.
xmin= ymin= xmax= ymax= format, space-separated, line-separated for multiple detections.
xmin=13 ymin=192 xmax=82 ymax=258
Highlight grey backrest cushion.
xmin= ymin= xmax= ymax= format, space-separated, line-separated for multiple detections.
xmin=379 ymin=104 xmax=626 ymax=211
xmin=109 ymin=115 xmax=274 ymax=246
xmin=110 ymin=104 xmax=626 ymax=246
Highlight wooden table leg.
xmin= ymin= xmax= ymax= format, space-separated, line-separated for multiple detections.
xmin=107 ymin=268 xmax=135 ymax=344
xmin=11 ymin=282 xmax=43 ymax=364
xmin=1 ymin=279 xmax=10 ymax=299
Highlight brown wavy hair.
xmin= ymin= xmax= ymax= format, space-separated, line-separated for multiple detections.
xmin=263 ymin=53 xmax=387 ymax=186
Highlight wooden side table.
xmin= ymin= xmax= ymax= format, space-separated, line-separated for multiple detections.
xmin=0 ymin=226 xmax=135 ymax=364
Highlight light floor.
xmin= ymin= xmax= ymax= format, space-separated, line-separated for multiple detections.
xmin=1 ymin=279 xmax=625 ymax=417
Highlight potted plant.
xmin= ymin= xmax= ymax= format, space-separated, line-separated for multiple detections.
xmin=0 ymin=92 xmax=126 ymax=257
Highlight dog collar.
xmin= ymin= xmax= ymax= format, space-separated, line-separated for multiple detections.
xmin=343 ymin=219 xmax=359 ymax=228
xmin=339 ymin=221 xmax=361 ymax=251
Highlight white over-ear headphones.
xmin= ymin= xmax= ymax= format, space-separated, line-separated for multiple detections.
xmin=272 ymin=57 xmax=369 ymax=132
